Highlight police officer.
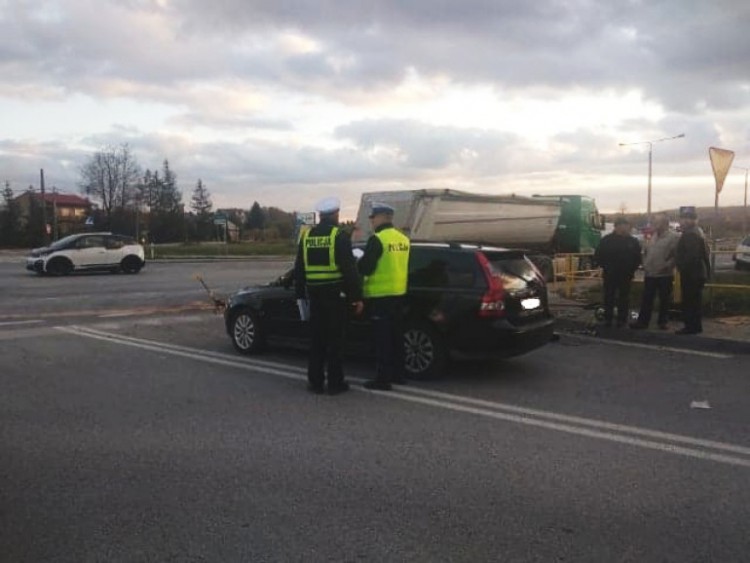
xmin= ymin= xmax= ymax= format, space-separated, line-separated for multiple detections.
xmin=294 ymin=197 xmax=363 ymax=395
xmin=358 ymin=202 xmax=410 ymax=391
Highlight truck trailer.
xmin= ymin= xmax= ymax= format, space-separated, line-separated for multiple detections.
xmin=354 ymin=189 xmax=604 ymax=279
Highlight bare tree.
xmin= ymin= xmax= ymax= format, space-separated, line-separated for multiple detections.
xmin=79 ymin=144 xmax=141 ymax=219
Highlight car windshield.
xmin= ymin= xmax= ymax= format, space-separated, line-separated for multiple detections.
xmin=48 ymin=234 xmax=81 ymax=250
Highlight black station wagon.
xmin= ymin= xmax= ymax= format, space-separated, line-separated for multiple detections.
xmin=224 ymin=242 xmax=555 ymax=378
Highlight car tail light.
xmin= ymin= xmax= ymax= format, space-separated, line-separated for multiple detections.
xmin=476 ymin=252 xmax=505 ymax=318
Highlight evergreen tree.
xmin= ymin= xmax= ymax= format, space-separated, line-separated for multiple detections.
xmin=190 ymin=179 xmax=212 ymax=215
xmin=245 ymin=201 xmax=266 ymax=241
xmin=190 ymin=179 xmax=213 ymax=241
xmin=247 ymin=201 xmax=266 ymax=230
xmin=0 ymin=182 xmax=19 ymax=246
xmin=142 ymin=159 xmax=185 ymax=243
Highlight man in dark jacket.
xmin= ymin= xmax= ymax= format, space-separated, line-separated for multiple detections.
xmin=675 ymin=207 xmax=710 ymax=335
xmin=294 ymin=197 xmax=363 ymax=395
xmin=594 ymin=217 xmax=642 ymax=327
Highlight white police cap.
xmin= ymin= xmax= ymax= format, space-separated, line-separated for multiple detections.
xmin=369 ymin=202 xmax=395 ymax=217
xmin=315 ymin=196 xmax=340 ymax=215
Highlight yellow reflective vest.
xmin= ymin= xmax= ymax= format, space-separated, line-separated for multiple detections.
xmin=302 ymin=227 xmax=343 ymax=285
xmin=363 ymin=227 xmax=410 ymax=298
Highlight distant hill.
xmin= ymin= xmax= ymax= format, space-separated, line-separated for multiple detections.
xmin=615 ymin=205 xmax=749 ymax=238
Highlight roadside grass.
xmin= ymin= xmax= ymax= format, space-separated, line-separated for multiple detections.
xmin=149 ymin=241 xmax=296 ymax=258
xmin=560 ymin=270 xmax=750 ymax=317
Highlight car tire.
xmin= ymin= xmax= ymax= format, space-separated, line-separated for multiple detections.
xmin=230 ymin=308 xmax=265 ymax=354
xmin=402 ymin=321 xmax=447 ymax=380
xmin=120 ymin=255 xmax=143 ymax=274
xmin=46 ymin=257 xmax=73 ymax=276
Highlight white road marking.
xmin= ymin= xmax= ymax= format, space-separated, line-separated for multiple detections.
xmin=0 ymin=319 xmax=44 ymax=327
xmin=564 ymin=333 xmax=733 ymax=359
xmin=0 ymin=327 xmax=59 ymax=340
xmin=55 ymin=325 xmax=750 ymax=469
xmin=98 ymin=312 xmax=136 ymax=318
xmin=90 ymin=314 xmax=212 ymax=330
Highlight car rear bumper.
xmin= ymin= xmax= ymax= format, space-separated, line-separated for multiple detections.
xmin=451 ymin=316 xmax=555 ymax=359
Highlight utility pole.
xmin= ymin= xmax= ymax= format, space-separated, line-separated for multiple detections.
xmin=52 ymin=186 xmax=58 ymax=241
xmin=40 ymin=169 xmax=48 ymax=243
xmin=735 ymin=167 xmax=749 ymax=235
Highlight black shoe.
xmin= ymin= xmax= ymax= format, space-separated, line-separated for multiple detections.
xmin=629 ymin=322 xmax=648 ymax=330
xmin=327 ymin=382 xmax=350 ymax=396
xmin=363 ymin=380 xmax=392 ymax=391
xmin=307 ymin=384 xmax=325 ymax=394
xmin=391 ymin=377 xmax=407 ymax=385
xmin=602 ymin=321 xmax=613 ymax=328
xmin=675 ymin=328 xmax=700 ymax=335
xmin=658 ymin=323 xmax=669 ymax=330
xmin=616 ymin=321 xmax=626 ymax=328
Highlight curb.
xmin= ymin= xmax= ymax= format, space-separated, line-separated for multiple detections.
xmin=147 ymin=256 xmax=294 ymax=263
xmin=554 ymin=317 xmax=750 ymax=356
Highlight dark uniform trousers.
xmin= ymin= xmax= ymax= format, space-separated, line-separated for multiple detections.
xmin=603 ymin=274 xmax=633 ymax=324
xmin=307 ymin=286 xmax=347 ymax=389
xmin=680 ymin=275 xmax=705 ymax=332
xmin=638 ymin=276 xmax=674 ymax=326
xmin=369 ymin=296 xmax=405 ymax=384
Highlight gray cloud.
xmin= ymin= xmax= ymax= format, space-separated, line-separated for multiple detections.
xmin=2 ymin=0 xmax=750 ymax=216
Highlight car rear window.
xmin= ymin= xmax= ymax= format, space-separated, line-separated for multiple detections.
xmin=481 ymin=251 xmax=540 ymax=292
xmin=409 ymin=248 xmax=477 ymax=288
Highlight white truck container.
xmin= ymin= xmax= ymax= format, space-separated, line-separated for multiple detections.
xmin=354 ymin=189 xmax=561 ymax=247
xmin=353 ymin=189 xmax=603 ymax=279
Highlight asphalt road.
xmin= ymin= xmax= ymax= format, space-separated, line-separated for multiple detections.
xmin=1 ymin=260 xmax=749 ymax=562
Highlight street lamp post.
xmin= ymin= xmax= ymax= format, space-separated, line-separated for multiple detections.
xmin=735 ymin=167 xmax=749 ymax=235
xmin=619 ymin=133 xmax=685 ymax=226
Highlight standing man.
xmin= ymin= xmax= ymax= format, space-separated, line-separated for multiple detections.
xmin=630 ymin=213 xmax=680 ymax=330
xmin=294 ymin=197 xmax=364 ymax=395
xmin=358 ymin=202 xmax=410 ymax=391
xmin=675 ymin=207 xmax=710 ymax=335
xmin=594 ymin=216 xmax=642 ymax=328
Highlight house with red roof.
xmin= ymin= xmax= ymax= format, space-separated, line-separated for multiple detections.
xmin=14 ymin=191 xmax=93 ymax=237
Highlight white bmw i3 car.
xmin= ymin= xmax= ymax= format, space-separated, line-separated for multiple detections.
xmin=26 ymin=232 xmax=146 ymax=276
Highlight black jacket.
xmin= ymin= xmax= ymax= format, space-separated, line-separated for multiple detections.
xmin=676 ymin=227 xmax=710 ymax=281
xmin=594 ymin=232 xmax=642 ymax=279
xmin=293 ymin=221 xmax=363 ymax=301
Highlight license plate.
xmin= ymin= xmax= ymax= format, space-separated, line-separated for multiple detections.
xmin=521 ymin=297 xmax=541 ymax=310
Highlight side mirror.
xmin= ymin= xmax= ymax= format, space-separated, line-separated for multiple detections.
xmin=281 ymin=274 xmax=293 ymax=289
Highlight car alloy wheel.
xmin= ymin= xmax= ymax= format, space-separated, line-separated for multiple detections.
xmin=402 ymin=322 xmax=446 ymax=379
xmin=231 ymin=309 xmax=264 ymax=354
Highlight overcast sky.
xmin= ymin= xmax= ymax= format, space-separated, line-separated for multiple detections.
xmin=2 ymin=0 xmax=749 ymax=218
